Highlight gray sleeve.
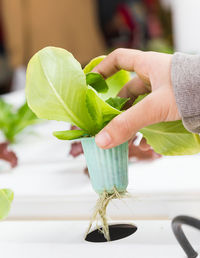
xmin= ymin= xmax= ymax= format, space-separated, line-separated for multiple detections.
xmin=171 ymin=52 xmax=200 ymax=133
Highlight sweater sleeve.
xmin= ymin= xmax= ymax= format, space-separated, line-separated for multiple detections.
xmin=171 ymin=52 xmax=200 ymax=133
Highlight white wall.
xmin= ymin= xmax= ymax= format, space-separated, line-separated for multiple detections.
xmin=171 ymin=0 xmax=200 ymax=54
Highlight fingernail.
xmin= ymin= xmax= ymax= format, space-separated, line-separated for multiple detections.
xmin=95 ymin=131 xmax=111 ymax=147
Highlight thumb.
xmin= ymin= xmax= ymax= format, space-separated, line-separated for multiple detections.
xmin=95 ymin=89 xmax=166 ymax=149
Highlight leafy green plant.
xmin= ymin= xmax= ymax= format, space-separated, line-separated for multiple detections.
xmin=0 ymin=100 xmax=35 ymax=219
xmin=26 ymin=46 xmax=200 ymax=156
xmin=0 ymin=189 xmax=14 ymax=220
xmin=26 ymin=47 xmax=130 ymax=140
xmin=0 ymin=99 xmax=37 ymax=167
xmin=25 ymin=47 xmax=200 ymax=242
xmin=0 ymin=99 xmax=37 ymax=143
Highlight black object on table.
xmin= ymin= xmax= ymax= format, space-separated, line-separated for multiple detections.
xmin=172 ymin=215 xmax=200 ymax=258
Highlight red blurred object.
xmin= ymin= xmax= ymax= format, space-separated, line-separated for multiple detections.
xmin=128 ymin=140 xmax=161 ymax=160
xmin=0 ymin=142 xmax=18 ymax=168
xmin=69 ymin=126 xmax=84 ymax=157
xmin=69 ymin=142 xmax=83 ymax=158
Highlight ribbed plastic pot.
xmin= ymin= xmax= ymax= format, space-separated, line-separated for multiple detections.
xmin=81 ymin=137 xmax=128 ymax=194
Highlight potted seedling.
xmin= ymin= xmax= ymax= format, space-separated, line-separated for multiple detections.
xmin=26 ymin=47 xmax=200 ymax=241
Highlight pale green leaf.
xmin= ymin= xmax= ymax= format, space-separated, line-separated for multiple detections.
xmin=133 ymin=93 xmax=200 ymax=155
xmin=85 ymin=88 xmax=103 ymax=131
xmin=105 ymin=70 xmax=131 ymax=100
xmin=83 ymin=56 xmax=105 ymax=73
xmin=0 ymin=189 xmax=14 ymax=220
xmin=140 ymin=121 xmax=200 ymax=155
xmin=26 ymin=47 xmax=96 ymax=134
xmin=133 ymin=93 xmax=148 ymax=105
xmin=53 ymin=130 xmax=87 ymax=140
xmin=86 ymin=72 xmax=108 ymax=93
xmin=26 ymin=47 xmax=122 ymax=137
xmin=106 ymin=97 xmax=130 ymax=110
xmin=86 ymin=88 xmax=121 ymax=131
xmin=83 ymin=56 xmax=131 ymax=100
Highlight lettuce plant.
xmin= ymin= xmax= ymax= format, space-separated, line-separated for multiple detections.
xmin=26 ymin=47 xmax=200 ymax=241
xmin=26 ymin=47 xmax=200 ymax=156
xmin=0 ymin=99 xmax=37 ymax=167
xmin=26 ymin=47 xmax=130 ymax=139
xmin=0 ymin=99 xmax=37 ymax=143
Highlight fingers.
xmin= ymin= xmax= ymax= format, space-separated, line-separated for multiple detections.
xmin=95 ymin=89 xmax=164 ymax=149
xmin=118 ymin=76 xmax=151 ymax=109
xmin=119 ymin=76 xmax=151 ymax=99
xmin=92 ymin=48 xmax=149 ymax=81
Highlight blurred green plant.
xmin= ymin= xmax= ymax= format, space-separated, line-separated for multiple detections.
xmin=146 ymin=38 xmax=173 ymax=54
xmin=0 ymin=189 xmax=14 ymax=220
xmin=0 ymin=99 xmax=37 ymax=143
xmin=0 ymin=100 xmax=36 ymax=219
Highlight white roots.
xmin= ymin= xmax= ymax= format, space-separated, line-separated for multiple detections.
xmin=86 ymin=187 xmax=127 ymax=241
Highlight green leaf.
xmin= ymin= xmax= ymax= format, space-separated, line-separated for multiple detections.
xmin=105 ymin=70 xmax=131 ymax=100
xmin=26 ymin=47 xmax=122 ymax=137
xmin=83 ymin=56 xmax=105 ymax=73
xmin=86 ymin=72 xmax=108 ymax=93
xmin=83 ymin=56 xmax=131 ymax=100
xmin=133 ymin=93 xmax=200 ymax=155
xmin=85 ymin=88 xmax=103 ymax=130
xmin=6 ymin=103 xmax=37 ymax=142
xmin=0 ymin=99 xmax=15 ymax=138
xmin=0 ymin=189 xmax=14 ymax=220
xmin=53 ymin=130 xmax=87 ymax=140
xmin=140 ymin=121 xmax=200 ymax=155
xmin=26 ymin=47 xmax=95 ymax=133
xmin=15 ymin=102 xmax=37 ymax=126
xmin=86 ymin=88 xmax=121 ymax=131
xmin=133 ymin=93 xmax=148 ymax=105
xmin=0 ymin=99 xmax=37 ymax=142
xmin=106 ymin=97 xmax=130 ymax=110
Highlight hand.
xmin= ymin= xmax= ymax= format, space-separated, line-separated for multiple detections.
xmin=94 ymin=48 xmax=181 ymax=149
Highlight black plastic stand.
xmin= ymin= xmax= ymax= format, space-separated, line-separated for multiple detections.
xmin=172 ymin=215 xmax=200 ymax=258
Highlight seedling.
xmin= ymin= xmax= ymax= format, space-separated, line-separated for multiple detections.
xmin=26 ymin=47 xmax=200 ymax=240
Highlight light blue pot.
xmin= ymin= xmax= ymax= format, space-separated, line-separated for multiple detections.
xmin=81 ymin=137 xmax=128 ymax=194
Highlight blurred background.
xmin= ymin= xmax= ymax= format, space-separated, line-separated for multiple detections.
xmin=1 ymin=0 xmax=200 ymax=94
xmin=0 ymin=0 xmax=200 ymax=222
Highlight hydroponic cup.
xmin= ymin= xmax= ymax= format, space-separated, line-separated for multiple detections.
xmin=81 ymin=137 xmax=128 ymax=194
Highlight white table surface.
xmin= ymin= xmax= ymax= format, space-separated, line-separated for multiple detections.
xmin=0 ymin=220 xmax=199 ymax=258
